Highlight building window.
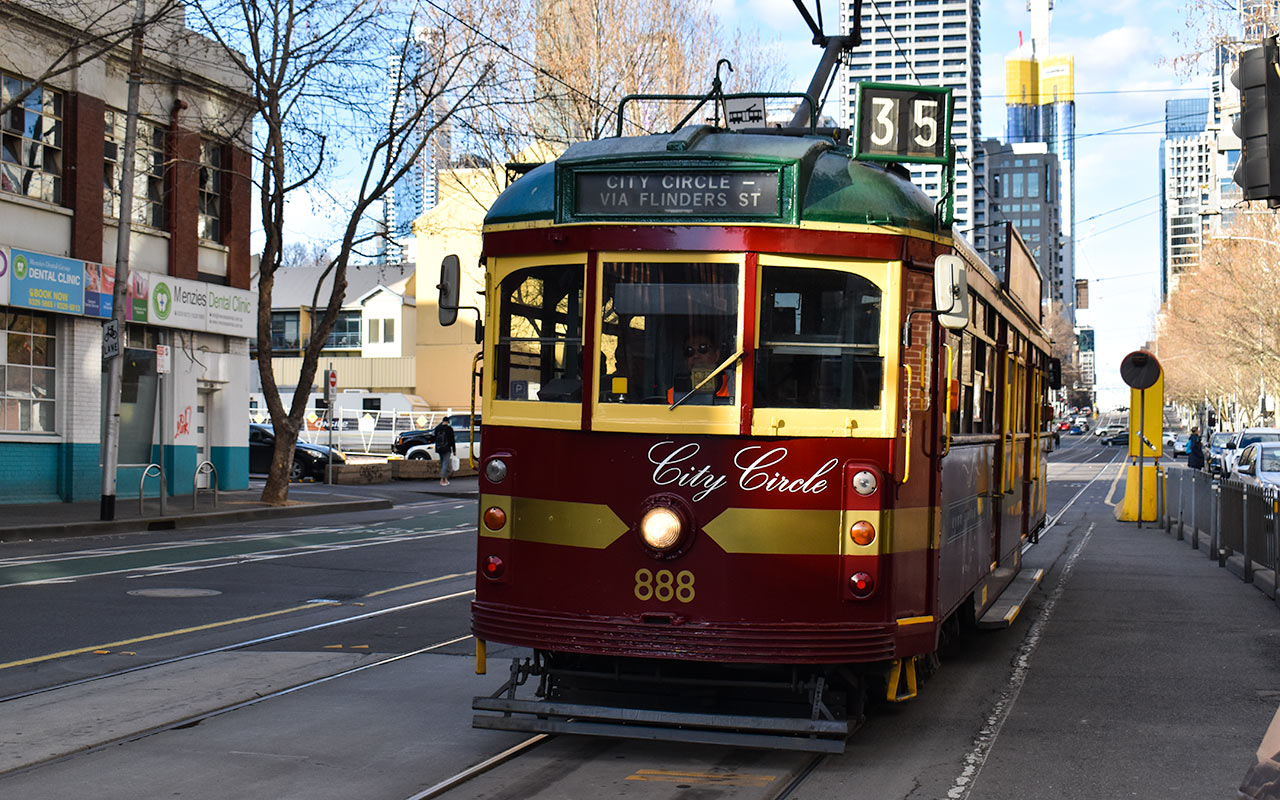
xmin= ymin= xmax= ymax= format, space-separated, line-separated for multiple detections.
xmin=383 ymin=318 xmax=395 ymax=343
xmin=198 ymin=140 xmax=223 ymax=242
xmin=325 ymin=311 xmax=361 ymax=349
xmin=1 ymin=72 xmax=63 ymax=204
xmin=270 ymin=311 xmax=300 ymax=350
xmin=104 ymin=110 xmax=166 ymax=228
xmin=0 ymin=311 xmax=56 ymax=432
xmin=367 ymin=318 xmax=381 ymax=344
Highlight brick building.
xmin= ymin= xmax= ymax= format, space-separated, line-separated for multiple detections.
xmin=0 ymin=1 xmax=256 ymax=502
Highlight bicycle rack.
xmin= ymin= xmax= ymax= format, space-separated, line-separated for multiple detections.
xmin=123 ymin=463 xmax=166 ymax=517
xmin=193 ymin=461 xmax=218 ymax=510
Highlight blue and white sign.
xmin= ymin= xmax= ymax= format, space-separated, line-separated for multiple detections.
xmin=11 ymin=248 xmax=85 ymax=315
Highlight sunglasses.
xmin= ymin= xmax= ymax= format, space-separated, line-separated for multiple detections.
xmin=684 ymin=343 xmax=712 ymax=357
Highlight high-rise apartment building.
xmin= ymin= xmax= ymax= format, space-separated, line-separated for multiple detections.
xmin=1158 ymin=96 xmax=1212 ymax=300
xmin=1000 ymin=0 xmax=1075 ymax=317
xmin=379 ymin=39 xmax=442 ymax=265
xmin=979 ymin=139 xmax=1061 ymax=304
xmin=839 ymin=0 xmax=982 ymax=229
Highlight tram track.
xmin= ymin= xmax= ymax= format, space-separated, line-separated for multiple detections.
xmin=0 ymin=630 xmax=476 ymax=779
xmin=0 ymin=577 xmax=475 ymax=703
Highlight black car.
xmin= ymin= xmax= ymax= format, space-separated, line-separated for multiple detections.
xmin=249 ymin=423 xmax=345 ymax=481
xmin=1101 ymin=430 xmax=1129 ymax=446
xmin=393 ymin=414 xmax=481 ymax=456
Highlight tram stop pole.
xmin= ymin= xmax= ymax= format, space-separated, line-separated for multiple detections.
xmin=1117 ymin=351 xmax=1164 ymax=525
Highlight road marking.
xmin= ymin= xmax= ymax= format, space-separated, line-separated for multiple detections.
xmin=947 ymin=522 xmax=1096 ymax=799
xmin=0 ymin=588 xmax=476 ymax=674
xmin=0 ymin=605 xmax=313 ymax=671
xmin=363 ymin=572 xmax=473 ymax=598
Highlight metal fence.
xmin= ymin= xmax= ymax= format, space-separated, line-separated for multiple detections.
xmin=290 ymin=409 xmax=469 ymax=454
xmin=1165 ymin=467 xmax=1280 ymax=601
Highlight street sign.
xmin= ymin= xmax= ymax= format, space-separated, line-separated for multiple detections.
xmin=103 ymin=319 xmax=120 ymax=360
xmin=155 ymin=344 xmax=170 ymax=374
xmin=324 ymin=369 xmax=336 ymax=404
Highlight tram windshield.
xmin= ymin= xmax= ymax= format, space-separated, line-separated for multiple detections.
xmin=754 ymin=266 xmax=883 ymax=409
xmin=599 ymin=260 xmax=738 ymax=406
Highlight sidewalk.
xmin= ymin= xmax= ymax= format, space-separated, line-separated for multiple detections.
xmin=0 ymin=475 xmax=480 ymax=542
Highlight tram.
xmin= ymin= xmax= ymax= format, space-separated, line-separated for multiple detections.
xmin=445 ymin=42 xmax=1055 ymax=755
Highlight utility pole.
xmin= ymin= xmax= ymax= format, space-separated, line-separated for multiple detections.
xmin=100 ymin=0 xmax=146 ymax=520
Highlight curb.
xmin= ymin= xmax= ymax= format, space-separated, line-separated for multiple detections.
xmin=0 ymin=498 xmax=395 ymax=542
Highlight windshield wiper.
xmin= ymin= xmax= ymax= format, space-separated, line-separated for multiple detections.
xmin=669 ymin=349 xmax=744 ymax=411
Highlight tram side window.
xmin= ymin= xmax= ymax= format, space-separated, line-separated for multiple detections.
xmin=755 ymin=267 xmax=882 ymax=410
xmin=598 ymin=261 xmax=738 ymax=405
xmin=495 ymin=264 xmax=585 ymax=402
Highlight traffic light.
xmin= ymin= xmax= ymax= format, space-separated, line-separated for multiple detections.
xmin=1232 ymin=37 xmax=1280 ymax=206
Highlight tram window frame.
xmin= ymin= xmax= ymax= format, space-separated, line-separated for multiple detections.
xmin=750 ymin=255 xmax=900 ymax=439
xmin=486 ymin=256 xmax=588 ymax=429
xmin=592 ymin=252 xmax=743 ymax=436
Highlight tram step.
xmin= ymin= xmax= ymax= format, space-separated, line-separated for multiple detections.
xmin=473 ymin=696 xmax=850 ymax=753
xmin=976 ymin=568 xmax=1045 ymax=629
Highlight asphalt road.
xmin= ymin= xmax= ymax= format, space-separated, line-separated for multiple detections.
xmin=1 ymin=430 xmax=1276 ymax=800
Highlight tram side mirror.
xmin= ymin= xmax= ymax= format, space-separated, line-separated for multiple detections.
xmin=1048 ymin=357 xmax=1062 ymax=390
xmin=438 ymin=254 xmax=460 ymax=327
xmin=934 ymin=255 xmax=969 ymax=329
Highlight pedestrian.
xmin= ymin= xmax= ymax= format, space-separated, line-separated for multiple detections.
xmin=432 ymin=418 xmax=456 ymax=486
xmin=1186 ymin=426 xmax=1204 ymax=470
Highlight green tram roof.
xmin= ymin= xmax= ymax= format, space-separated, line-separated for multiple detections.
xmin=485 ymin=126 xmax=940 ymax=234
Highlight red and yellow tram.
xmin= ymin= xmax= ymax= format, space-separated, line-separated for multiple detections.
xmin=447 ymin=95 xmax=1053 ymax=751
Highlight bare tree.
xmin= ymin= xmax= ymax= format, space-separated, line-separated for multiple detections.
xmin=442 ymin=0 xmax=787 ymax=198
xmin=190 ymin=0 xmax=500 ymax=503
xmin=0 ymin=0 xmax=184 ymax=118
xmin=1156 ymin=211 xmax=1280 ymax=424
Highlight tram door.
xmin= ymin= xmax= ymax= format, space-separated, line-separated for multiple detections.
xmin=995 ymin=337 xmax=1025 ymax=567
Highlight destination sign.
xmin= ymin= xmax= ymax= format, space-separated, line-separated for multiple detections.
xmin=574 ymin=170 xmax=781 ymax=217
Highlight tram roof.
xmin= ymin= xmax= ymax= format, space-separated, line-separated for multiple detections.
xmin=485 ymin=126 xmax=939 ymax=234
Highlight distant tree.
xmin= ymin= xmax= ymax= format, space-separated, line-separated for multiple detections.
xmin=280 ymin=243 xmax=333 ymax=271
xmin=189 ymin=0 xmax=501 ymax=503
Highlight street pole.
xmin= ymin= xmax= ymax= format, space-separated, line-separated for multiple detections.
xmin=100 ymin=0 xmax=146 ymax=520
xmin=1137 ymin=388 xmax=1145 ymax=530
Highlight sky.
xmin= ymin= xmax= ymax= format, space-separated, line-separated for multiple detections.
xmin=713 ymin=0 xmax=1214 ymax=409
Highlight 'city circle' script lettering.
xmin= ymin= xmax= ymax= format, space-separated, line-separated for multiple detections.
xmin=646 ymin=441 xmax=839 ymax=502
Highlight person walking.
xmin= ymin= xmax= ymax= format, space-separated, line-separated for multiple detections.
xmin=1187 ymin=427 xmax=1205 ymax=471
xmin=432 ymin=418 xmax=456 ymax=486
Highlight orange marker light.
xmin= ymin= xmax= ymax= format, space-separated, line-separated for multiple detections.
xmin=483 ymin=506 xmax=507 ymax=531
xmin=850 ymin=520 xmax=876 ymax=546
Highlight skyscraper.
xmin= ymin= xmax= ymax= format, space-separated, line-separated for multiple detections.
xmin=379 ymin=36 xmax=442 ymax=265
xmin=839 ymin=0 xmax=983 ymax=229
xmin=1001 ymin=0 xmax=1075 ymax=317
xmin=1158 ymin=96 xmax=1212 ymax=300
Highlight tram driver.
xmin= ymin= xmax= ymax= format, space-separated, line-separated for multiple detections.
xmin=669 ymin=329 xmax=733 ymax=404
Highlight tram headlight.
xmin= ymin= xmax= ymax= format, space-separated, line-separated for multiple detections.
xmin=639 ymin=506 xmax=683 ymax=551
xmin=484 ymin=458 xmax=508 ymax=484
xmin=852 ymin=470 xmax=878 ymax=496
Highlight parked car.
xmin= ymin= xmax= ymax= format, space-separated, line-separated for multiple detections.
xmin=393 ymin=413 xmax=482 ymax=456
xmin=1233 ymin=441 xmax=1280 ymax=487
xmin=248 ymin=423 xmax=345 ymax=481
xmin=1222 ymin=428 xmax=1280 ymax=479
xmin=405 ymin=425 xmax=481 ymax=461
xmin=1169 ymin=433 xmax=1190 ymax=458
xmin=1208 ymin=431 xmax=1234 ymax=476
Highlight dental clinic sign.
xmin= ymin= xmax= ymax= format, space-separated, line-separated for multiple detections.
xmin=146 ymin=274 xmax=256 ymax=338
xmin=0 ymin=244 xmax=254 ymax=336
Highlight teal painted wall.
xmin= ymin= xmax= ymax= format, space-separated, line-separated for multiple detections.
xmin=0 ymin=442 xmax=62 ymax=503
xmin=210 ymin=445 xmax=249 ymax=490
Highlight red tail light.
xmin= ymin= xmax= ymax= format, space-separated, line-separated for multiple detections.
xmin=483 ymin=555 xmax=505 ymax=579
xmin=849 ymin=571 xmax=874 ymax=598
